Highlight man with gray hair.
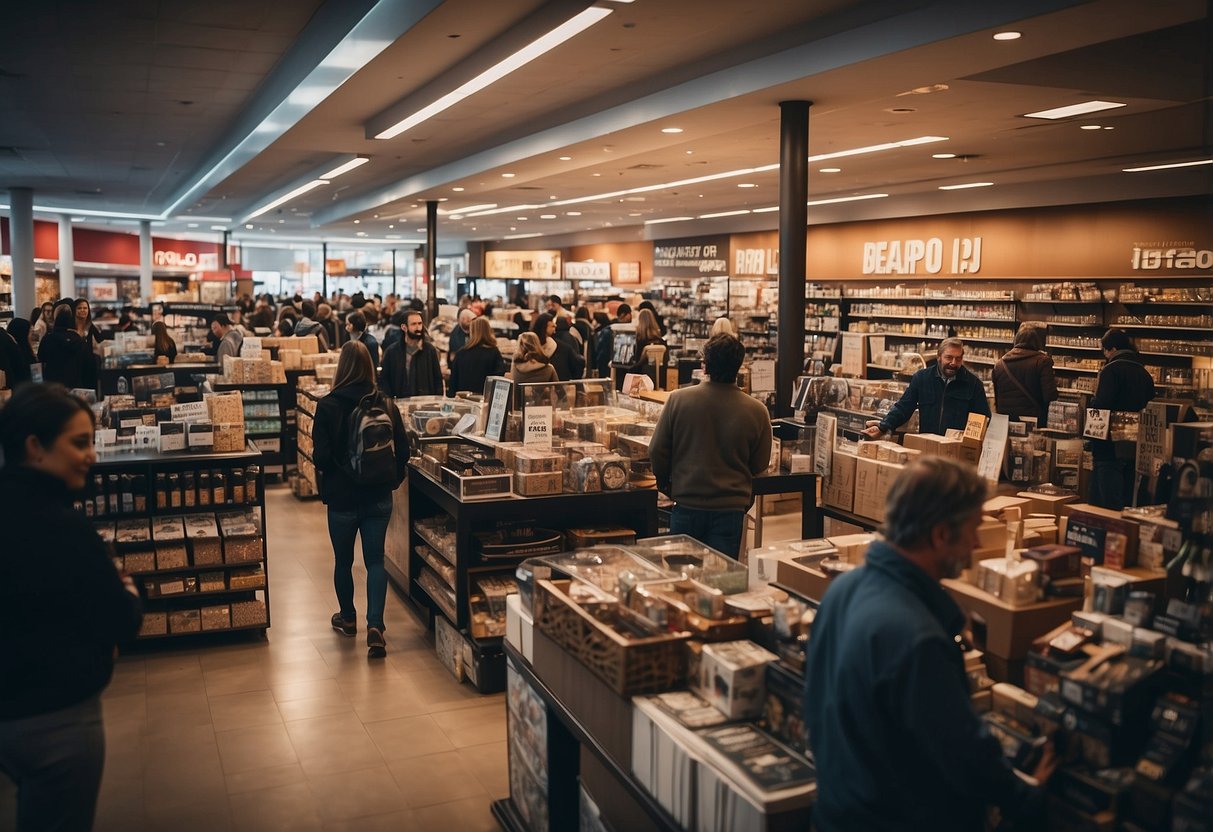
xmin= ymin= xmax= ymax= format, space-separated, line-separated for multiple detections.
xmin=447 ymin=308 xmax=475 ymax=364
xmin=863 ymin=337 xmax=989 ymax=437
xmin=805 ymin=457 xmax=1054 ymax=831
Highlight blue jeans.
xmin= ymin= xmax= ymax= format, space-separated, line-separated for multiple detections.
xmin=0 ymin=695 xmax=105 ymax=832
xmin=327 ymin=495 xmax=393 ymax=631
xmin=669 ymin=505 xmax=747 ymax=559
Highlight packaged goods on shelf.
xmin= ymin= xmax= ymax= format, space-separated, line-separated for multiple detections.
xmin=635 ymin=534 xmax=748 ymax=594
xmin=228 ymin=566 xmax=266 ymax=590
xmin=230 ymin=598 xmax=267 ymax=627
xmin=200 ymin=604 xmax=231 ymax=631
xmin=168 ymin=609 xmax=201 ymax=634
xmin=139 ymin=611 xmax=168 ymax=637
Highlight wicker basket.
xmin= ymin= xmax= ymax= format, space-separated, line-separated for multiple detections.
xmin=533 ymin=579 xmax=687 ymax=695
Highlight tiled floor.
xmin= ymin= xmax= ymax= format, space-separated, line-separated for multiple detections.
xmin=0 ymin=484 xmax=507 ymax=832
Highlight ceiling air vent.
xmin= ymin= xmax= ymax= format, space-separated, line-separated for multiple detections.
xmin=627 ymin=163 xmax=664 ymax=170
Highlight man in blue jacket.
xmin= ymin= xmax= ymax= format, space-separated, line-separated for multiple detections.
xmin=863 ymin=338 xmax=989 ymax=437
xmin=805 ymin=457 xmax=1054 ymax=831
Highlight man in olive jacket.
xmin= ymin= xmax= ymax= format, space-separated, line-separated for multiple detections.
xmin=864 ymin=338 xmax=989 ymax=437
xmin=650 ymin=334 xmax=771 ymax=557
xmin=805 ymin=458 xmax=1054 ymax=831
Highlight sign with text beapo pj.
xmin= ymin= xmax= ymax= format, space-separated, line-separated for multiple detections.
xmin=862 ymin=236 xmax=982 ymax=275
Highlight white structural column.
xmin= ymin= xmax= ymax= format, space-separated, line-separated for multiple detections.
xmin=8 ymin=188 xmax=35 ymax=319
xmin=138 ymin=220 xmax=153 ymax=302
xmin=58 ymin=215 xmax=75 ymax=300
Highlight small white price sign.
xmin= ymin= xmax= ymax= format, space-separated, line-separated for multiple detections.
xmin=524 ymin=406 xmax=553 ymax=449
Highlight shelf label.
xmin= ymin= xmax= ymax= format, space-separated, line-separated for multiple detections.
xmin=524 ymin=406 xmax=553 ymax=449
xmin=171 ymin=401 xmax=209 ymax=422
xmin=750 ymin=359 xmax=776 ymax=393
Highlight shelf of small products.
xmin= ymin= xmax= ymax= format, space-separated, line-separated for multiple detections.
xmin=82 ymin=447 xmax=269 ymax=640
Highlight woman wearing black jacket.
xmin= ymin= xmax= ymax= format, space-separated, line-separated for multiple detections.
xmin=38 ymin=307 xmax=94 ymax=390
xmin=532 ymin=312 xmax=585 ymax=381
xmin=448 ymin=316 xmax=505 ymax=396
xmin=0 ymin=384 xmax=142 ymax=831
xmin=2 ymin=318 xmax=36 ymax=386
xmin=312 ymin=341 xmax=410 ymax=659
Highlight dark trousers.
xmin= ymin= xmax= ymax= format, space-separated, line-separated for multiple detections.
xmin=1090 ymin=458 xmax=1133 ymax=510
xmin=0 ymin=696 xmax=105 ymax=832
xmin=327 ymin=495 xmax=393 ymax=630
xmin=669 ymin=505 xmax=747 ymax=558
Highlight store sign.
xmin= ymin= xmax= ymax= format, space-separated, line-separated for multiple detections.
xmin=153 ymin=250 xmax=218 ymax=269
xmin=564 ymin=261 xmax=611 ymax=281
xmin=91 ymin=281 xmax=119 ymax=301
xmin=615 ymin=262 xmax=642 ymax=284
xmin=485 ymin=250 xmax=561 ymax=280
xmin=652 ymin=235 xmax=729 ymax=277
xmin=1131 ymin=242 xmax=1213 ymax=270
xmin=325 ymin=259 xmax=347 ymax=275
xmin=734 ymin=247 xmax=780 ymax=276
xmin=861 ymin=236 xmax=982 ymax=275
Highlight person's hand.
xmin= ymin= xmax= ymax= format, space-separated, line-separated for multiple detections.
xmin=120 ymin=573 xmax=139 ymax=598
xmin=862 ymin=420 xmax=883 ymax=439
xmin=1031 ymin=739 xmax=1058 ymax=785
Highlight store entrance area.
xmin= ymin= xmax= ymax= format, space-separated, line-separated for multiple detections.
xmin=0 ymin=485 xmax=508 ymax=832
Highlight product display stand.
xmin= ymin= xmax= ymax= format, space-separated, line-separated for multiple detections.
xmin=213 ymin=381 xmax=292 ymax=471
xmin=403 ymin=464 xmax=658 ymax=692
xmin=494 ymin=642 xmax=681 ymax=832
xmin=87 ymin=445 xmax=270 ymax=641
xmin=98 ymin=363 xmax=220 ymax=396
xmin=293 ymin=387 xmax=321 ymax=499
xmin=751 ymin=470 xmax=823 ymax=544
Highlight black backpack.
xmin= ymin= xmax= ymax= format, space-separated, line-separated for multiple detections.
xmin=346 ymin=391 xmax=398 ymax=486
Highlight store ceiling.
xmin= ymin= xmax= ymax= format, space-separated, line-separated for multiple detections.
xmin=1 ymin=0 xmax=1209 ymax=253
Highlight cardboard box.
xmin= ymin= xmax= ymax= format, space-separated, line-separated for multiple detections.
xmin=902 ymin=431 xmax=963 ymax=461
xmin=822 ymin=449 xmax=856 ymax=512
xmin=691 ymin=640 xmax=778 ymax=719
xmin=775 ymin=556 xmax=832 ymax=602
xmin=513 ymin=470 xmax=563 ymax=496
xmin=944 ymin=578 xmax=1083 ymax=660
xmin=1017 ymin=490 xmax=1078 ymax=518
xmin=1061 ymin=503 xmax=1140 ymax=567
xmin=827 ymin=533 xmax=875 ymax=564
xmin=854 ymin=457 xmax=898 ymax=522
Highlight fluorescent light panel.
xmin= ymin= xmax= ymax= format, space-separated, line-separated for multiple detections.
xmin=938 ymin=182 xmax=993 ymax=190
xmin=319 ymin=157 xmax=369 ymax=179
xmin=504 ymin=232 xmax=544 ymax=239
xmin=375 ymin=6 xmax=612 ymax=140
xmin=700 ymin=209 xmax=750 ymax=219
xmin=1023 ymin=100 xmax=1125 ymax=119
xmin=1122 ymin=159 xmax=1212 ymax=172
xmin=245 ymin=179 xmax=329 ymax=221
xmin=644 ymin=216 xmax=694 ymax=225
xmin=808 ymin=193 xmax=889 ymax=205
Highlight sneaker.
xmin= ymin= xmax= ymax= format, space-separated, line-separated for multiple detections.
xmin=331 ymin=613 xmax=356 ymax=637
xmin=367 ymin=627 xmax=386 ymax=659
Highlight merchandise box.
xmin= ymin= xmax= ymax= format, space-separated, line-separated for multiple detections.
xmin=691 ymin=640 xmax=779 ymax=720
xmin=762 ymin=661 xmax=807 ymax=755
xmin=775 ymin=556 xmax=831 ymax=603
xmin=821 ymin=448 xmax=856 ymax=512
xmin=630 ymin=697 xmax=698 ymax=829
xmin=435 ymin=613 xmax=465 ymax=683
xmin=1061 ymin=503 xmax=1140 ymax=567
xmin=1017 ymin=490 xmax=1078 ymax=518
xmin=902 ymin=432 xmax=964 ymax=461
xmin=853 ymin=457 xmax=897 ymax=522
xmin=505 ymin=592 xmax=535 ymax=663
xmin=943 ymin=579 xmax=1082 ymax=660
xmin=826 ymin=533 xmax=875 ymax=564
xmin=441 ymin=465 xmax=512 ymax=500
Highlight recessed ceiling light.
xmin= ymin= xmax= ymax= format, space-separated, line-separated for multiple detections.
xmin=388 ymin=224 xmax=394 ymax=229
xmin=700 ymin=209 xmax=750 ymax=219
xmin=509 ymin=227 xmax=516 ymax=231
xmin=416 ymin=227 xmax=425 ymax=232
xmin=245 ymin=224 xmax=254 ymax=229
xmin=819 ymin=168 xmax=841 ymax=173
xmin=1023 ymin=100 xmax=1125 ymax=119
xmin=592 ymin=172 xmax=602 ymax=176
xmin=449 ymin=214 xmax=464 ymax=220
xmin=932 ymin=153 xmax=956 ymax=159
xmin=992 ymin=31 xmax=1021 ymax=40
xmin=353 ymin=219 xmax=360 ymax=224
xmin=939 ymin=181 xmax=994 ymax=190
xmin=1103 ymin=126 xmax=1115 ymax=130
xmin=661 ymin=127 xmax=683 ymax=134
xmin=356 ymin=231 xmax=367 ymax=237
xmin=1080 ymin=124 xmax=1102 ymax=130
xmin=628 ymin=212 xmax=642 ymax=216
xmin=452 ymin=186 xmax=465 ymax=192
xmin=686 ymin=150 xmax=694 ymax=155
xmin=566 ymin=211 xmax=581 ymax=216
xmin=1123 ymin=158 xmax=1212 ymax=172
xmin=210 ymin=224 xmax=225 ymax=230
xmin=516 ymin=216 xmax=528 ymax=220
xmin=549 ymin=195 xmax=557 ymax=199
xmin=372 ymin=214 xmax=379 ymax=218
xmin=644 ymin=216 xmax=694 ymax=225
xmin=559 ymin=156 xmax=572 ymax=161
xmin=737 ymin=183 xmax=757 ymax=188
xmin=540 ymin=214 xmax=557 ymax=219
xmin=501 ymin=172 xmax=515 ymax=178
xmin=752 ymin=206 xmax=780 ymax=213
xmin=187 ymin=222 xmax=198 ymax=228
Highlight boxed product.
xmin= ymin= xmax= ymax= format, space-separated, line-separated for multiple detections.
xmin=139 ymin=611 xmax=168 ymax=637
xmin=828 ymin=533 xmax=876 ymax=564
xmin=115 ymin=519 xmax=151 ymax=544
xmin=230 ymin=599 xmax=267 ymax=627
xmin=514 ymin=470 xmax=563 ymax=497
xmin=902 ymin=432 xmax=964 ymax=461
xmin=187 ymin=421 xmax=214 ymax=452
xmin=566 ymin=526 xmax=636 ymax=548
xmin=1022 ymin=544 xmax=1083 ymax=580
xmin=158 ymin=421 xmax=186 ymax=452
xmin=219 ymin=510 xmax=263 ymax=563
xmin=200 ymin=604 xmax=231 ymax=631
xmin=692 ymin=640 xmax=779 ymax=719
xmin=441 ymin=465 xmax=512 ymax=499
xmin=227 ymin=566 xmax=266 ymax=589
xmin=123 ymin=550 xmax=156 ymax=573
xmin=155 ymin=544 xmax=188 ymax=571
xmin=151 ymin=516 xmax=185 ymax=542
xmin=513 ymin=449 xmax=564 ymax=474
xmin=822 ymin=448 xmax=856 ymax=512
xmin=1017 ymin=488 xmax=1078 ymax=518
xmin=435 ymin=614 xmax=465 ymax=682
xmin=183 ymin=513 xmax=222 ymax=566
xmin=1061 ymin=504 xmax=1140 ymax=567
xmin=198 ymin=571 xmax=227 ymax=592
xmin=168 ymin=609 xmax=201 ymax=634
xmin=568 ymin=456 xmax=603 ymax=492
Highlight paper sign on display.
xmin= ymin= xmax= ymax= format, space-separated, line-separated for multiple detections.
xmin=134 ymin=426 xmax=159 ymax=450
xmin=977 ymin=413 xmax=1010 ymax=484
xmin=750 ymin=360 xmax=776 ymax=393
xmin=622 ymin=373 xmax=655 ymax=397
xmin=95 ymin=429 xmax=117 ymax=447
xmin=484 ymin=378 xmax=512 ymax=441
xmin=524 ymin=406 xmax=553 ymax=449
xmin=814 ymin=413 xmax=837 ymax=478
xmin=240 ymin=337 xmax=263 ymax=359
xmin=452 ymin=413 xmax=477 ymax=436
xmin=840 ymin=333 xmax=867 ymax=378
xmin=1083 ymin=408 xmax=1111 ymax=440
xmin=1136 ymin=402 xmax=1169 ymax=477
xmin=171 ymin=401 xmax=210 ymax=422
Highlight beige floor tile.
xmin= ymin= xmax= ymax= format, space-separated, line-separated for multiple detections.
xmin=387 ymin=751 xmax=490 ymax=808
xmin=322 ymin=808 xmax=421 ymax=832
xmin=412 ymin=795 xmax=500 ymax=832
xmin=228 ymin=781 xmax=324 ymax=832
xmin=271 ymin=675 xmax=344 ymax=703
xmin=430 ymin=703 xmax=508 ymax=748
xmin=307 ymin=764 xmax=410 ymax=822
xmin=144 ymin=794 xmax=234 ymax=831
xmin=365 ymin=714 xmax=457 ymax=761
xmin=209 ymin=689 xmax=284 ymax=733
xmin=277 ymin=693 xmax=356 ymax=722
xmin=224 ymin=761 xmax=308 ymax=796
xmin=285 ymin=712 xmax=385 ymax=777
xmin=204 ymin=664 xmax=271 ymax=696
xmin=216 ymin=723 xmax=298 ymax=775
xmin=455 ymin=740 xmax=510 ymax=799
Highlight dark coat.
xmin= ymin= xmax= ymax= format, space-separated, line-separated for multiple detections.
xmin=805 ymin=541 xmax=1043 ymax=832
xmin=549 ymin=335 xmax=585 ymax=380
xmin=311 ymin=382 xmax=410 ymax=510
xmin=0 ymin=327 xmax=31 ymax=386
xmin=879 ymin=364 xmax=990 ymax=435
xmin=38 ymin=327 xmax=94 ymax=390
xmin=354 ymin=331 xmax=380 ymax=370
xmin=593 ymin=322 xmax=617 ymax=377
xmin=993 ymin=347 xmax=1058 ymax=422
xmin=448 ymin=345 xmax=505 ymax=396
xmin=1089 ymin=349 xmax=1155 ymax=461
xmin=0 ymin=466 xmax=142 ymax=718
xmin=379 ymin=339 xmax=443 ymax=398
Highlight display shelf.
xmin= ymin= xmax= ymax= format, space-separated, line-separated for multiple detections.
xmin=1037 ymin=321 xmax=1102 ymax=328
xmin=1113 ymin=324 xmax=1212 ymax=332
xmin=1120 ymin=300 xmax=1213 ymax=306
xmin=1054 ymin=366 xmax=1100 ymax=374
xmin=127 ymin=561 xmax=267 ymax=578
xmin=930 ymin=315 xmax=1017 ymax=324
xmin=1047 ymin=344 xmax=1102 ymax=352
xmin=136 ymin=622 xmax=267 ymax=641
xmin=1021 ymin=300 xmax=1106 ymax=305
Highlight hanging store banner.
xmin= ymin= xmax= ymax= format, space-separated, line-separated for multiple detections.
xmin=652 ymin=235 xmax=729 ymax=278
xmin=485 ymin=250 xmax=561 ymax=280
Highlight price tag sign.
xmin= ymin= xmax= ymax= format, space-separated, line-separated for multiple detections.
xmin=171 ymin=401 xmax=210 ymax=422
xmin=977 ymin=413 xmax=1010 ymax=484
xmin=1083 ymin=408 xmax=1111 ymax=440
xmin=240 ymin=337 xmax=263 ymax=359
xmin=1136 ymin=402 xmax=1168 ymax=477
xmin=814 ymin=412 xmax=837 ymax=478
xmin=750 ymin=359 xmax=776 ymax=393
xmin=95 ymin=429 xmax=117 ymax=447
xmin=524 ymin=405 xmax=553 ymax=449
xmin=134 ymin=426 xmax=159 ymax=450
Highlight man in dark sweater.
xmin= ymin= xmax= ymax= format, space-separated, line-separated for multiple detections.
xmin=379 ymin=309 xmax=442 ymax=398
xmin=650 ymin=334 xmax=771 ymax=557
xmin=805 ymin=457 xmax=1054 ymax=832
xmin=864 ymin=337 xmax=990 ymax=437
xmin=1088 ymin=328 xmax=1155 ymax=509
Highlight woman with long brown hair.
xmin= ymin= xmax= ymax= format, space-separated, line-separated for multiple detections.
xmin=150 ymin=321 xmax=177 ymax=364
xmin=311 ymin=341 xmax=410 ymax=658
xmin=448 ymin=316 xmax=506 ymax=396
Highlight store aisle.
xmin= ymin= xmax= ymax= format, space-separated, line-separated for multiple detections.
xmin=0 ymin=483 xmax=507 ymax=832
